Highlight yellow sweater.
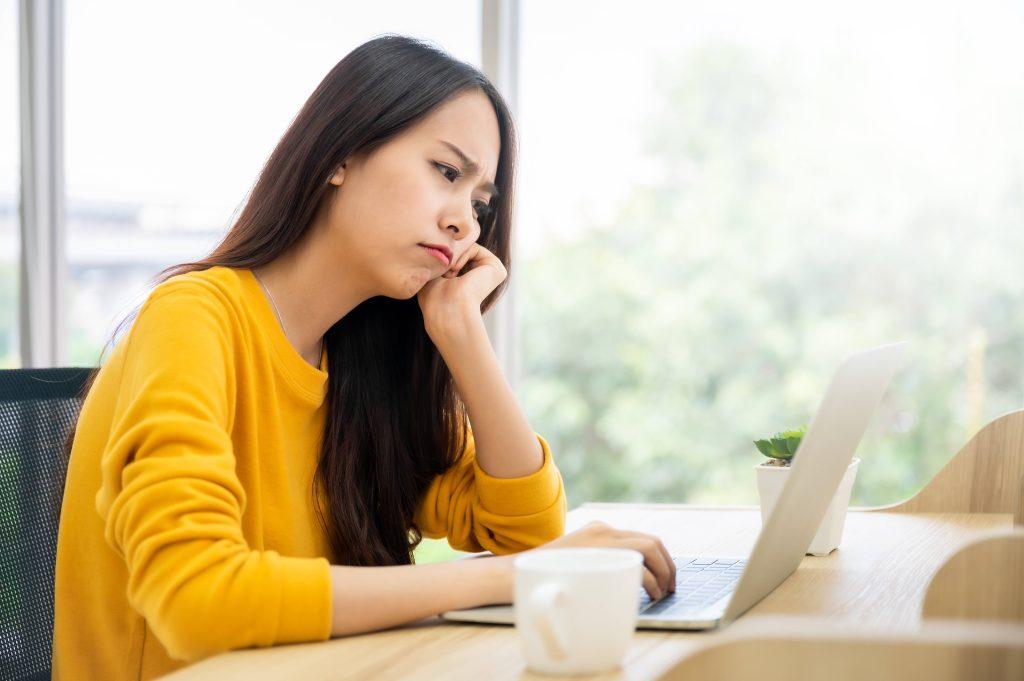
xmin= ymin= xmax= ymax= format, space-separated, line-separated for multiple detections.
xmin=53 ymin=266 xmax=566 ymax=680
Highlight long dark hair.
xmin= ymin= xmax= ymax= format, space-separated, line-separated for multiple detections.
xmin=77 ymin=35 xmax=517 ymax=567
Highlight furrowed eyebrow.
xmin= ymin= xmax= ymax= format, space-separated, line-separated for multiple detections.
xmin=439 ymin=139 xmax=500 ymax=200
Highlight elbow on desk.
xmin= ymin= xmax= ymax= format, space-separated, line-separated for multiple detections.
xmin=128 ymin=557 xmax=283 ymax=663
xmin=139 ymin=587 xmax=247 ymax=663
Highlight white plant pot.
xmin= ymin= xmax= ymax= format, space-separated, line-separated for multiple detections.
xmin=755 ymin=458 xmax=860 ymax=556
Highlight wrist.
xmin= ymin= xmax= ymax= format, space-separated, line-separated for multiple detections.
xmin=483 ymin=554 xmax=516 ymax=605
xmin=427 ymin=305 xmax=486 ymax=349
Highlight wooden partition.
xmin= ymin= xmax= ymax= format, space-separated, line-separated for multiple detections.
xmin=921 ymin=528 xmax=1024 ymax=623
xmin=867 ymin=409 xmax=1024 ymax=523
xmin=655 ymin=618 xmax=1024 ymax=681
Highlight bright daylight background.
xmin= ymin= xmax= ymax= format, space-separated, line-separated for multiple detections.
xmin=1 ymin=1 xmax=1022 ymax=564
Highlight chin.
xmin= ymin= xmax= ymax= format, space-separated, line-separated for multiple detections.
xmin=388 ymin=269 xmax=433 ymax=300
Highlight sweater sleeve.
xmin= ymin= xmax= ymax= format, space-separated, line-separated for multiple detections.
xmin=413 ymin=427 xmax=567 ymax=554
xmin=93 ymin=282 xmax=332 ymax=662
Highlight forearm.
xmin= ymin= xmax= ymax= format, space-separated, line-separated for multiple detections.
xmin=329 ymin=554 xmax=513 ymax=637
xmin=432 ymin=315 xmax=543 ymax=478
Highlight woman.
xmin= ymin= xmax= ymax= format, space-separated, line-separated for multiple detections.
xmin=52 ymin=35 xmax=675 ymax=680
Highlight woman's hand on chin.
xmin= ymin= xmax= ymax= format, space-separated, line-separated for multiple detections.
xmin=417 ymin=242 xmax=506 ymax=341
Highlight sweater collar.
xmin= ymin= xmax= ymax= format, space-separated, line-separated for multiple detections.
xmin=237 ymin=267 xmax=328 ymax=404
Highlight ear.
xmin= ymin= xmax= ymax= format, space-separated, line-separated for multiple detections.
xmin=328 ymin=162 xmax=347 ymax=186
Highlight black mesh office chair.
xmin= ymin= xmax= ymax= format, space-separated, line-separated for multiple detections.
xmin=0 ymin=368 xmax=94 ymax=681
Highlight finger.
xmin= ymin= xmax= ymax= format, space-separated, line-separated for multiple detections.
xmin=628 ymin=531 xmax=675 ymax=592
xmin=447 ymin=250 xmax=472 ymax=276
xmin=452 ymin=244 xmax=479 ymax=274
xmin=471 ymin=243 xmax=495 ymax=259
xmin=652 ymin=537 xmax=676 ymax=593
xmin=446 ymin=258 xmax=466 ymax=277
xmin=641 ymin=567 xmax=662 ymax=601
xmin=622 ymin=535 xmax=673 ymax=596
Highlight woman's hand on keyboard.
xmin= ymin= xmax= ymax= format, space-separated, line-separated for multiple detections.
xmin=532 ymin=521 xmax=676 ymax=600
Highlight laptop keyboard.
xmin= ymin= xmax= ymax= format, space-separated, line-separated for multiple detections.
xmin=637 ymin=556 xmax=746 ymax=617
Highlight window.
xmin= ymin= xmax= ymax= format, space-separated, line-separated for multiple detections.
xmin=518 ymin=0 xmax=1024 ymax=506
xmin=65 ymin=0 xmax=481 ymax=364
xmin=0 ymin=0 xmax=19 ymax=367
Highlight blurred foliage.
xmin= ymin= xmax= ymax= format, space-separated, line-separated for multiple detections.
xmin=520 ymin=42 xmax=1024 ymax=509
xmin=3 ymin=44 xmax=1022 ymax=570
xmin=414 ymin=537 xmax=465 ymax=564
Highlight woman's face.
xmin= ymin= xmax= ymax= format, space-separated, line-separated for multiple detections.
xmin=323 ymin=89 xmax=501 ymax=300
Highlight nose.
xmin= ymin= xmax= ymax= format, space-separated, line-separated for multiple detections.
xmin=443 ymin=205 xmax=481 ymax=243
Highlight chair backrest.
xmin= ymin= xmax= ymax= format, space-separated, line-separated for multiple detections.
xmin=0 ymin=368 xmax=93 ymax=681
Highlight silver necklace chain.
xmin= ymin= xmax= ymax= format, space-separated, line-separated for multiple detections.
xmin=253 ymin=268 xmax=324 ymax=368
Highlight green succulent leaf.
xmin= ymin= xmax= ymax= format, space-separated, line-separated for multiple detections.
xmin=768 ymin=437 xmax=794 ymax=460
xmin=756 ymin=425 xmax=807 ymax=461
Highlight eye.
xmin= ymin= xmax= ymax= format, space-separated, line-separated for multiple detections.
xmin=472 ymin=199 xmax=494 ymax=224
xmin=433 ymin=161 xmax=460 ymax=183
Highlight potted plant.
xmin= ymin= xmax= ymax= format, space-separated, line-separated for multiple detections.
xmin=753 ymin=426 xmax=860 ymax=556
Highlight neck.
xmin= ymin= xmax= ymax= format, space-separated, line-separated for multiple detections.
xmin=253 ymin=223 xmax=373 ymax=367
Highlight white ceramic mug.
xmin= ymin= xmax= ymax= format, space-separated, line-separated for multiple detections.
xmin=513 ymin=548 xmax=643 ymax=676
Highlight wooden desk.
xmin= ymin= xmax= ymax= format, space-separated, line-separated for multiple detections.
xmin=165 ymin=505 xmax=1012 ymax=680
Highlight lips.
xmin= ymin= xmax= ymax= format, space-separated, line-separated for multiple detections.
xmin=419 ymin=243 xmax=452 ymax=267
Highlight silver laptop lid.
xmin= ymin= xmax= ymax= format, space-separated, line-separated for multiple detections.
xmin=721 ymin=341 xmax=908 ymax=624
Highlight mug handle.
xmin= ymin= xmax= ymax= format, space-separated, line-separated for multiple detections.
xmin=526 ymin=581 xmax=569 ymax=661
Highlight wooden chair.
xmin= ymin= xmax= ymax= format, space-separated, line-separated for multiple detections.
xmin=866 ymin=409 xmax=1024 ymax=524
xmin=655 ymin=617 xmax=1024 ymax=681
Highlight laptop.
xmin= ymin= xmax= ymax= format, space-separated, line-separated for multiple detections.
xmin=442 ymin=341 xmax=908 ymax=630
